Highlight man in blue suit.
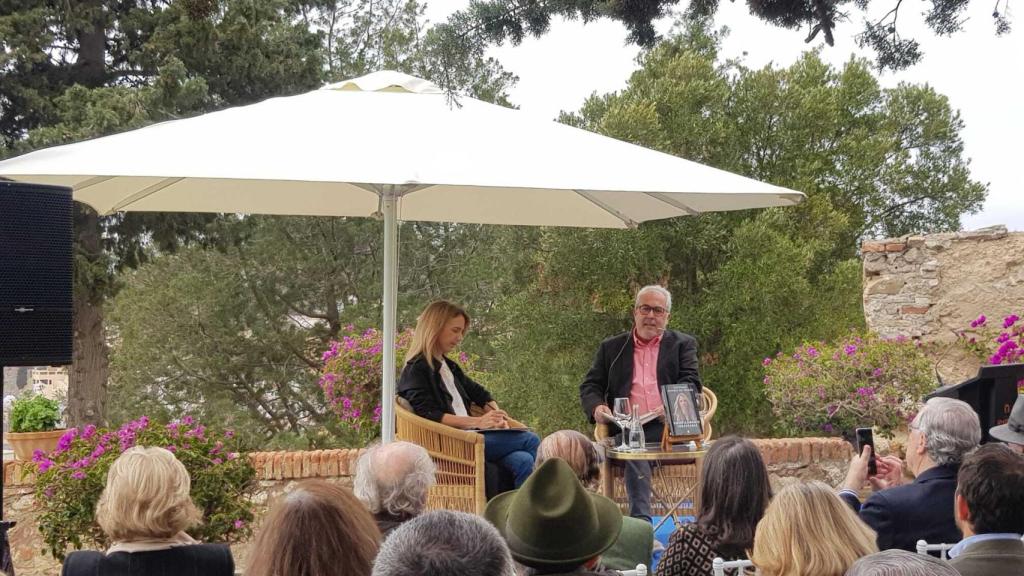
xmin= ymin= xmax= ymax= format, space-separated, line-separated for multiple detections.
xmin=839 ymin=397 xmax=981 ymax=551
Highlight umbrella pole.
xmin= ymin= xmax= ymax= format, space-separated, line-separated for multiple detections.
xmin=381 ymin=186 xmax=399 ymax=443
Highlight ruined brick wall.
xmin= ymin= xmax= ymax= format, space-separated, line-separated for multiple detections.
xmin=862 ymin=226 xmax=1024 ymax=383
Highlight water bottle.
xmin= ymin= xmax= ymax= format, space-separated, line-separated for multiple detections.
xmin=628 ymin=405 xmax=645 ymax=451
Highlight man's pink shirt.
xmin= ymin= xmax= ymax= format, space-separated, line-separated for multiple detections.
xmin=628 ymin=329 xmax=662 ymax=415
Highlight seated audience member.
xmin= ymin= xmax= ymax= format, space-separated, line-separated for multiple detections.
xmin=948 ymin=443 xmax=1024 ymax=576
xmin=839 ymin=397 xmax=980 ymax=551
xmin=373 ymin=510 xmax=516 ymax=576
xmin=990 ymin=394 xmax=1024 ymax=453
xmin=485 ymin=458 xmax=623 ymax=576
xmin=354 ymin=441 xmax=436 ymax=537
xmin=656 ymin=436 xmax=771 ymax=576
xmin=246 ymin=480 xmax=380 ymax=576
xmin=61 ymin=446 xmax=233 ymax=576
xmin=845 ymin=549 xmax=959 ymax=576
xmin=751 ymin=481 xmax=877 ymax=576
xmin=536 ymin=430 xmax=654 ymax=571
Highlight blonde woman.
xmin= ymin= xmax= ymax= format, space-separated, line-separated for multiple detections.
xmin=61 ymin=446 xmax=233 ymax=576
xmin=398 ymin=300 xmax=539 ymax=487
xmin=751 ymin=481 xmax=877 ymax=576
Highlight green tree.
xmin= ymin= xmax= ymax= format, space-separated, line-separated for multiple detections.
xmin=488 ymin=26 xmax=985 ymax=435
xmin=1 ymin=0 xmax=513 ymax=427
xmin=430 ymin=0 xmax=1011 ymax=89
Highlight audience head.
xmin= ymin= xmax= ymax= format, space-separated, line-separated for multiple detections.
xmin=751 ymin=481 xmax=877 ymax=576
xmin=485 ymin=458 xmax=622 ymax=573
xmin=406 ymin=300 xmax=470 ymax=367
xmin=354 ymin=441 xmax=436 ymax=519
xmin=697 ymin=436 xmax=771 ymax=555
xmin=845 ymin=549 xmax=960 ymax=576
xmin=246 ymin=480 xmax=380 ymax=576
xmin=535 ymin=430 xmax=602 ymax=491
xmin=373 ymin=510 xmax=516 ymax=576
xmin=955 ymin=442 xmax=1024 ymax=537
xmin=908 ymin=397 xmax=980 ymax=472
xmin=989 ymin=394 xmax=1024 ymax=453
xmin=96 ymin=446 xmax=201 ymax=542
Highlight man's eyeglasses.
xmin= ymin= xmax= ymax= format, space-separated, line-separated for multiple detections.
xmin=636 ymin=305 xmax=669 ymax=317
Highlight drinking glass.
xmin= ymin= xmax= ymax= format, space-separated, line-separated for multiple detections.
xmin=612 ymin=397 xmax=632 ymax=451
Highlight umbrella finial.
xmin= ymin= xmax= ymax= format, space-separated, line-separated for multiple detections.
xmin=322 ymin=71 xmax=442 ymax=95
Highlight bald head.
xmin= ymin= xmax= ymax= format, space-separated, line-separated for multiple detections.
xmin=355 ymin=441 xmax=436 ymax=517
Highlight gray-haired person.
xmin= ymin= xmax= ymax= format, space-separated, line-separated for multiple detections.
xmin=372 ymin=510 xmax=517 ymax=576
xmin=839 ymin=397 xmax=981 ymax=551
xmin=354 ymin=441 xmax=436 ymax=537
xmin=845 ymin=550 xmax=959 ymax=576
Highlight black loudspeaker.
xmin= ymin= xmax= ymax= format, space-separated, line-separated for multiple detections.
xmin=927 ymin=363 xmax=1024 ymax=443
xmin=0 ymin=181 xmax=74 ymax=366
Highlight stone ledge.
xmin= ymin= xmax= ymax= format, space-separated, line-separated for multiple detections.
xmin=752 ymin=437 xmax=851 ymax=467
xmin=3 ymin=449 xmax=366 ymax=487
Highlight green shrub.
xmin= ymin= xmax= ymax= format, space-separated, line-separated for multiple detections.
xmin=31 ymin=416 xmax=255 ymax=560
xmin=763 ymin=332 xmax=936 ymax=438
xmin=10 ymin=394 xmax=62 ymax=432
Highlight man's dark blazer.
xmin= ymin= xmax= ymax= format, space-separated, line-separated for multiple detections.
xmin=950 ymin=538 xmax=1024 ymax=576
xmin=839 ymin=464 xmax=962 ymax=551
xmin=580 ymin=329 xmax=700 ymax=423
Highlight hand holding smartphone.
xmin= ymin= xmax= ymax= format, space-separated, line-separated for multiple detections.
xmin=855 ymin=427 xmax=877 ymax=476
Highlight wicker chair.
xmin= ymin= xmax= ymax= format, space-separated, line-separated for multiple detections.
xmin=594 ymin=386 xmax=718 ymax=517
xmin=394 ymin=397 xmax=487 ymax=514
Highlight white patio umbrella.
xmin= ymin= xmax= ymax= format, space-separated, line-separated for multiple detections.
xmin=0 ymin=71 xmax=804 ymax=441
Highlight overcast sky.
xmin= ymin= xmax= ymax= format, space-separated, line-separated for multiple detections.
xmin=424 ymin=0 xmax=1023 ymax=233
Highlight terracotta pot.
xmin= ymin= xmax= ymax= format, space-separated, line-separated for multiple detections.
xmin=5 ymin=428 xmax=67 ymax=461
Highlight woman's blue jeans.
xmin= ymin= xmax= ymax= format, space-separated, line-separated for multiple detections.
xmin=483 ymin=429 xmax=541 ymax=487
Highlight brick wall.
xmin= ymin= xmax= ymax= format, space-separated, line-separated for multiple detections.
xmin=862 ymin=225 xmax=1024 ymax=383
xmin=3 ymin=439 xmax=852 ymax=576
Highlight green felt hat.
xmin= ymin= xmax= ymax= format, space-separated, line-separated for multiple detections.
xmin=484 ymin=458 xmax=623 ymax=570
xmin=990 ymin=394 xmax=1024 ymax=446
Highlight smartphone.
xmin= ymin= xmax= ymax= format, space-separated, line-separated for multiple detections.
xmin=855 ymin=427 xmax=877 ymax=476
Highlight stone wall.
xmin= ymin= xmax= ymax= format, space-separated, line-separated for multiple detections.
xmin=862 ymin=225 xmax=1024 ymax=382
xmin=3 ymin=438 xmax=852 ymax=576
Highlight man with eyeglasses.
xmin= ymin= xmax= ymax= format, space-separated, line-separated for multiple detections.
xmin=838 ymin=397 xmax=981 ymax=551
xmin=580 ymin=284 xmax=701 ymax=520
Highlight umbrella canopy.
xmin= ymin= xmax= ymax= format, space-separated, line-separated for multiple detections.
xmin=0 ymin=70 xmax=805 ymax=440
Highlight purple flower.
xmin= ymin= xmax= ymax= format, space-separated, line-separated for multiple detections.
xmin=224 ymin=429 xmax=235 ymax=439
xmin=976 ymin=314 xmax=987 ymax=326
xmin=762 ymin=357 xmax=772 ymax=366
xmin=997 ymin=332 xmax=1011 ymax=343
xmin=56 ymin=429 xmax=77 ymax=452
xmin=806 ymin=346 xmax=820 ymax=358
xmin=844 ymin=344 xmax=858 ymax=356
xmin=32 ymin=449 xmax=47 ymax=462
xmin=82 ymin=424 xmax=97 ymax=439
xmin=38 ymin=459 xmax=54 ymax=473
xmin=233 ymin=520 xmax=245 ymax=529
xmin=458 ymin=351 xmax=470 ymax=364
xmin=181 ymin=415 xmax=194 ymax=426
xmin=227 ymin=452 xmax=237 ymax=460
xmin=872 ymin=367 xmax=884 ymax=377
xmin=211 ymin=458 xmax=223 ymax=465
xmin=70 ymin=471 xmax=85 ymax=480
xmin=990 ymin=353 xmax=1004 ymax=365
xmin=372 ymin=405 xmax=382 ymax=423
xmin=166 ymin=445 xmax=177 ymax=453
xmin=1004 ymin=314 xmax=1019 ymax=329
xmin=91 ymin=444 xmax=106 ymax=459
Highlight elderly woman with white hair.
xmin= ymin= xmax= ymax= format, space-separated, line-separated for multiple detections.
xmin=61 ymin=446 xmax=233 ymax=576
xmin=354 ymin=441 xmax=437 ymax=537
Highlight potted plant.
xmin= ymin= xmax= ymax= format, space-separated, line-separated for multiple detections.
xmin=6 ymin=393 xmax=65 ymax=460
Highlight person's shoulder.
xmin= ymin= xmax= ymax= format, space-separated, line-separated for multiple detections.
xmin=664 ymin=330 xmax=696 ymax=344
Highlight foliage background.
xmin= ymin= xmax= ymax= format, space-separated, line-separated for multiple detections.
xmin=2 ymin=4 xmax=985 ymax=443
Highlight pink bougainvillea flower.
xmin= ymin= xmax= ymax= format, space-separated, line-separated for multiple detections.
xmin=1003 ymin=314 xmax=1020 ymax=329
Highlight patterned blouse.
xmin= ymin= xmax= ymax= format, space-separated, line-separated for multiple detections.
xmin=655 ymin=524 xmax=749 ymax=576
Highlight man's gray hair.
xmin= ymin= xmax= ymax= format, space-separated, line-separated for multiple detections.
xmin=354 ymin=441 xmax=436 ymax=518
xmin=372 ymin=510 xmax=516 ymax=576
xmin=635 ymin=285 xmax=672 ymax=311
xmin=845 ymin=549 xmax=959 ymax=576
xmin=914 ymin=397 xmax=981 ymax=466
